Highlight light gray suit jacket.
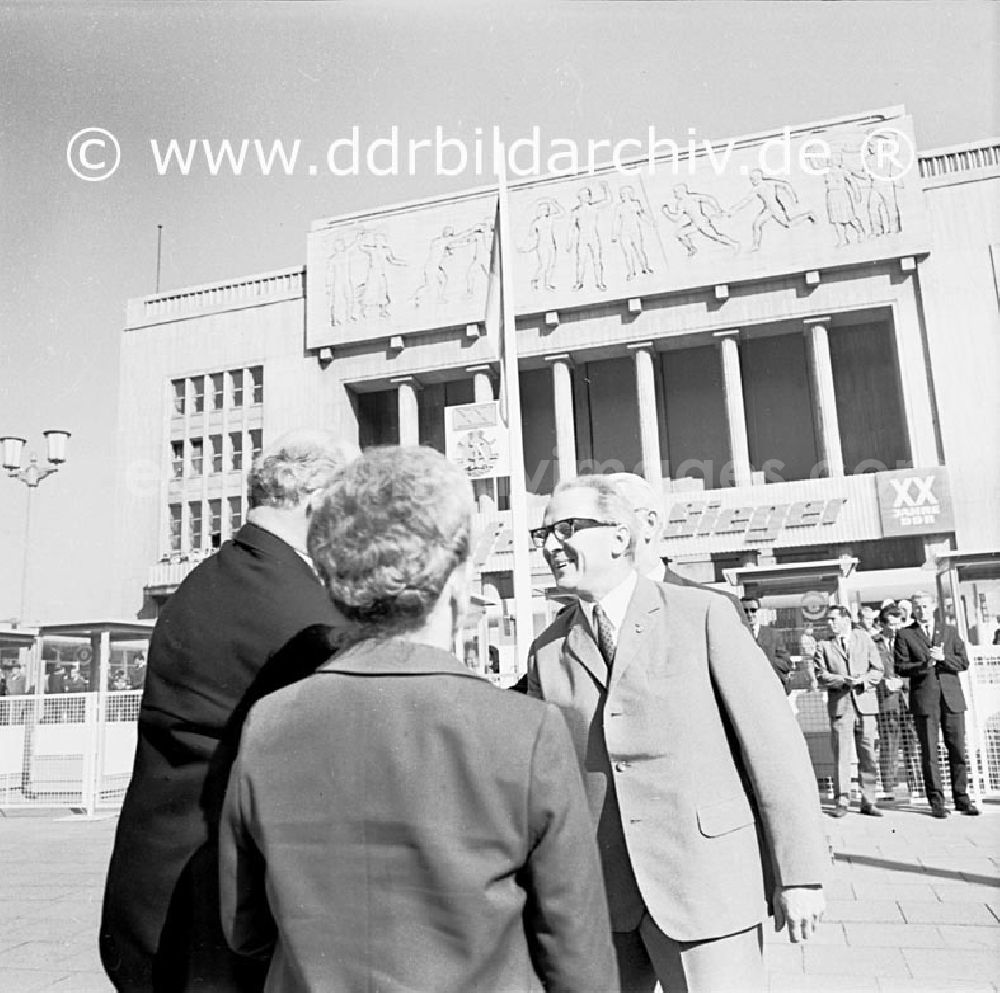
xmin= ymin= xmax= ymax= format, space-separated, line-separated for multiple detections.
xmin=527 ymin=576 xmax=827 ymax=943
xmin=813 ymin=630 xmax=883 ymax=719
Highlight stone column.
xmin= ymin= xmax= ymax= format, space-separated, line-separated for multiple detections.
xmin=803 ymin=317 xmax=845 ymax=478
xmin=714 ymin=330 xmax=753 ymax=489
xmin=467 ymin=365 xmax=498 ymax=515
xmin=393 ymin=377 xmax=420 ymax=446
xmin=467 ymin=365 xmax=496 ymax=404
xmin=545 ymin=354 xmax=576 ymax=484
xmin=628 ymin=341 xmax=664 ymax=490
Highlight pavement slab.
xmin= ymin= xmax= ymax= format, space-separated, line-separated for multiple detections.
xmin=1 ymin=803 xmax=997 ymax=992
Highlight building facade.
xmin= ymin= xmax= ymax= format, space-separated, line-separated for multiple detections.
xmin=113 ymin=108 xmax=1000 ymax=674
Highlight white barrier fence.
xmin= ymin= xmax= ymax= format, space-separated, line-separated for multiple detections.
xmin=1 ymin=652 xmax=998 ymax=811
xmin=0 ymin=691 xmax=141 ymax=812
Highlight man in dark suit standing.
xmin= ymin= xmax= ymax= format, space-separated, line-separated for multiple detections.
xmin=742 ymin=597 xmax=793 ymax=692
xmin=894 ymin=591 xmax=979 ymax=818
xmin=527 ymin=475 xmax=827 ymax=993
xmin=100 ymin=429 xmax=357 ymax=993
xmin=813 ymin=605 xmax=883 ymax=817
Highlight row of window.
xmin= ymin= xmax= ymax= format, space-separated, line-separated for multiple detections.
xmin=168 ymin=497 xmax=244 ymax=554
xmin=171 ymin=430 xmax=262 ymax=478
xmin=172 ymin=365 xmax=263 ymax=416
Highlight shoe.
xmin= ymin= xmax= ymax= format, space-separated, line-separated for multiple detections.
xmin=831 ymin=802 xmax=849 ymax=818
xmin=930 ymin=803 xmax=949 ymax=819
xmin=860 ymin=803 xmax=884 ymax=817
xmin=955 ymin=802 xmax=981 ymax=816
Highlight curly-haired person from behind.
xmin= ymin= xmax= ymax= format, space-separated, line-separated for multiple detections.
xmin=218 ymin=446 xmax=619 ymax=993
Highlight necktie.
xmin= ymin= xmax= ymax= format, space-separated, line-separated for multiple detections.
xmin=592 ymin=603 xmax=616 ymax=670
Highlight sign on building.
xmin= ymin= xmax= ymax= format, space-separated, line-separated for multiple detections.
xmin=445 ymin=401 xmax=509 ymax=479
xmin=876 ymin=467 xmax=954 ymax=537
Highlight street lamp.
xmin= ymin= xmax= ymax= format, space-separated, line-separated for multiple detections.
xmin=1 ymin=430 xmax=71 ymax=624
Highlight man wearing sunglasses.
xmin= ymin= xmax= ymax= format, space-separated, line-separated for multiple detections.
xmin=527 ymin=475 xmax=827 ymax=993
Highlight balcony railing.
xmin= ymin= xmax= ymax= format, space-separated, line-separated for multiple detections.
xmin=127 ymin=267 xmax=304 ymax=328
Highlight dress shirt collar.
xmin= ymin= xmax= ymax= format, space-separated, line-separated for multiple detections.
xmin=246 ymin=520 xmax=316 ymax=573
xmin=645 ymin=560 xmax=666 ymax=582
xmin=580 ymin=570 xmax=638 ymax=644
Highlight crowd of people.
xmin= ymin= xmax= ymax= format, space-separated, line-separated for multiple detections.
xmin=97 ymin=431 xmax=975 ymax=993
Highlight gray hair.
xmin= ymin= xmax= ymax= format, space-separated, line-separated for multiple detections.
xmin=308 ymin=446 xmax=473 ymax=634
xmin=247 ymin=429 xmax=358 ymax=510
xmin=550 ymin=475 xmax=638 ymax=558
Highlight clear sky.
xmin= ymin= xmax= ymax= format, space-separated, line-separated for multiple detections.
xmin=1 ymin=1 xmax=997 ymax=622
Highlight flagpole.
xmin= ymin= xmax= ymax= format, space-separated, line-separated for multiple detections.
xmin=496 ymin=158 xmax=535 ymax=676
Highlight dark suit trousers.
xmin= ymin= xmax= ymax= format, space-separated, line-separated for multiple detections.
xmin=914 ymin=705 xmax=969 ymax=806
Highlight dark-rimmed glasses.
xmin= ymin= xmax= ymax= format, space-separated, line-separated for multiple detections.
xmin=529 ymin=517 xmax=619 ymax=549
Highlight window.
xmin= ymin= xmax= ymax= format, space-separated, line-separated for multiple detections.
xmin=171 ymin=379 xmax=186 ymax=416
xmin=171 ymin=441 xmax=184 ymax=479
xmin=229 ymin=431 xmax=243 ymax=472
xmin=169 ymin=505 xmax=182 ymax=554
xmin=250 ymin=365 xmax=264 ymax=405
xmin=249 ymin=428 xmax=263 ymax=463
xmin=210 ymin=435 xmax=223 ymax=474
xmin=189 ymin=438 xmax=204 ymax=476
xmin=229 ymin=369 xmax=244 ymax=408
xmin=188 ymin=501 xmax=203 ymax=552
xmin=210 ymin=373 xmax=225 ymax=411
xmin=228 ymin=496 xmax=243 ymax=535
xmin=191 ymin=376 xmax=205 ymax=413
xmin=209 ymin=500 xmax=222 ymax=549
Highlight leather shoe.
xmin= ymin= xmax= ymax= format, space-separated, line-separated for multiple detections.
xmin=831 ymin=803 xmax=849 ymax=818
xmin=930 ymin=803 xmax=949 ymax=819
xmin=956 ymin=802 xmax=981 ymax=816
xmin=860 ymin=803 xmax=883 ymax=817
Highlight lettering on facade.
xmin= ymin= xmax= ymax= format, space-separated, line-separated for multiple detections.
xmin=664 ymin=498 xmax=847 ymax=542
xmin=876 ymin=467 xmax=954 ymax=537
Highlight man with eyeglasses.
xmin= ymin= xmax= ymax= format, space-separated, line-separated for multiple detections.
xmin=526 ymin=475 xmax=828 ymax=993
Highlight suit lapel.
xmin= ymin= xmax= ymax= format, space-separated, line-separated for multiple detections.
xmin=562 ymin=604 xmax=609 ymax=689
xmin=609 ymin=576 xmax=662 ymax=692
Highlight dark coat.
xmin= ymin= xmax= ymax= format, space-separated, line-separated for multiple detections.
xmin=874 ymin=632 xmax=905 ymax=713
xmin=219 ymin=638 xmax=619 ymax=993
xmin=894 ymin=621 xmax=968 ymax=715
xmin=100 ymin=523 xmax=346 ymax=993
xmin=527 ymin=578 xmax=827 ymax=942
xmin=755 ymin=625 xmax=793 ymax=691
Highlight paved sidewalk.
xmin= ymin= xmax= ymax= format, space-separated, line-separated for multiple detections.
xmin=0 ymin=803 xmax=997 ymax=992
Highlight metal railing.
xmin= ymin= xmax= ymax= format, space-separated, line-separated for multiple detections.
xmin=0 ymin=691 xmax=141 ymax=812
xmin=3 ymin=653 xmax=998 ymax=812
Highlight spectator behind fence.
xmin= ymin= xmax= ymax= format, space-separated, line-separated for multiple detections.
xmin=814 ymin=604 xmax=883 ymax=818
xmin=527 ymin=474 xmax=827 ymax=993
xmin=894 ymin=591 xmax=979 ymax=818
xmin=873 ymin=604 xmax=921 ymax=799
xmin=219 ymin=446 xmax=617 ymax=993
xmin=100 ymin=429 xmax=358 ymax=993
xmin=741 ymin=596 xmax=794 ymax=693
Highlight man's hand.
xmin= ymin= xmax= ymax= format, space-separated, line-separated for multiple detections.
xmin=774 ymin=885 xmax=825 ymax=942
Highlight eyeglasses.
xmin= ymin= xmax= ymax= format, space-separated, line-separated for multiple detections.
xmin=529 ymin=517 xmax=620 ymax=549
